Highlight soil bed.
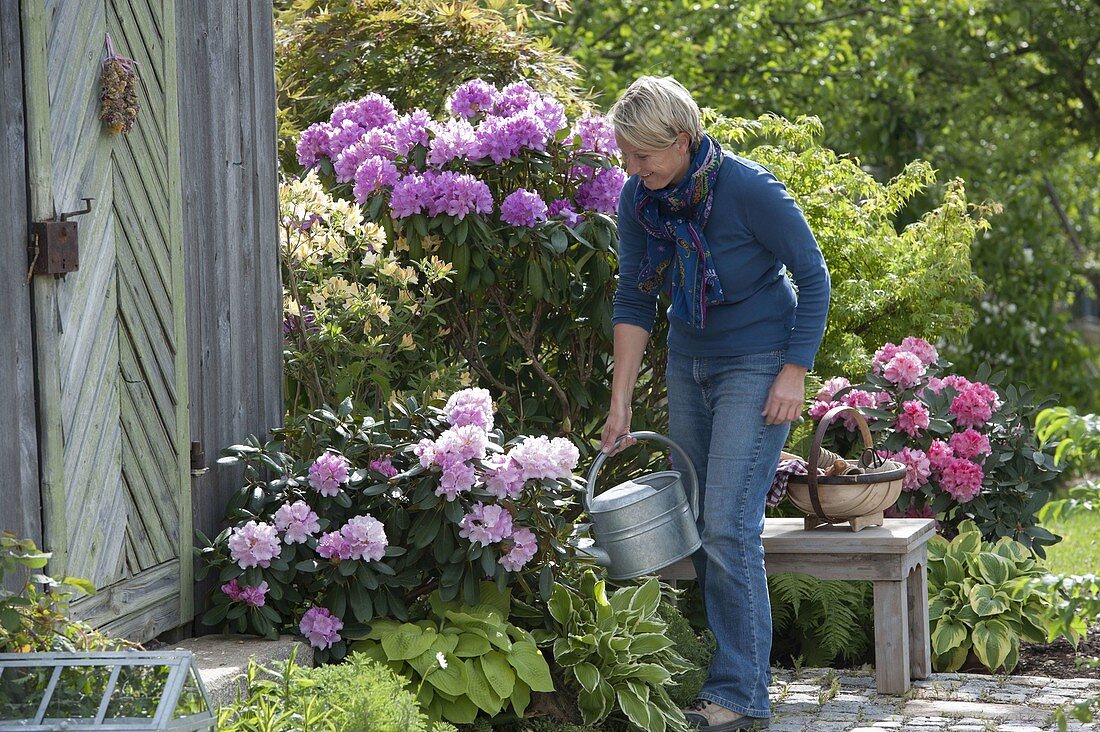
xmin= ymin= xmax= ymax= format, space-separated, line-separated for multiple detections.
xmin=1015 ymin=624 xmax=1100 ymax=679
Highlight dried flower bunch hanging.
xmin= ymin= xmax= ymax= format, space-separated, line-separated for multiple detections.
xmin=100 ymin=34 xmax=138 ymax=135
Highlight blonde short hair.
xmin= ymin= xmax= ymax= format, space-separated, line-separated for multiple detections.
xmin=608 ymin=76 xmax=704 ymax=151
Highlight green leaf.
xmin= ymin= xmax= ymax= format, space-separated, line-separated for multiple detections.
xmin=972 ymin=619 xmax=1012 ymax=670
xmin=439 ymin=695 xmax=479 ymax=725
xmin=627 ymin=577 xmax=661 ymax=618
xmin=577 ymin=679 xmax=615 ymax=725
xmin=573 ymin=661 xmax=600 ymax=693
xmin=548 ymin=586 xmax=573 ymax=625
xmin=509 ymin=678 xmax=532 ymax=717
xmin=479 ymin=651 xmax=516 ymax=699
xmin=381 ymin=623 xmax=436 ymax=660
xmin=968 ymin=584 xmax=1009 ymax=617
xmin=931 ymin=619 xmax=968 ymax=656
xmin=454 ymin=632 xmax=492 ymax=657
xmin=464 ymin=658 xmax=503 ymax=714
xmin=629 ymin=663 xmax=673 ymax=684
xmin=629 ymin=633 xmax=675 ymax=656
xmin=616 ymin=681 xmax=652 ymax=729
xmin=975 ymin=552 xmax=1012 ymax=586
xmin=508 ymin=640 xmax=554 ymax=692
xmin=426 ymin=653 xmax=468 ymax=697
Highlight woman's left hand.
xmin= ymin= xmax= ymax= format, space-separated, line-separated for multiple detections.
xmin=762 ymin=364 xmax=808 ymax=425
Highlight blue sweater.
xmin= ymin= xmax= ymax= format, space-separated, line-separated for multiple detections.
xmin=612 ymin=153 xmax=830 ymax=369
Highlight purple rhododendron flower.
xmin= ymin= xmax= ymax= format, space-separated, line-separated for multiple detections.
xmin=353 ymin=156 xmax=400 ymax=204
xmin=297 ymin=122 xmax=331 ymax=168
xmin=430 ymin=425 xmax=490 ymax=467
xmin=221 ymin=578 xmax=242 ymax=600
xmin=494 ymin=81 xmax=539 ymax=117
xmin=308 ymin=451 xmax=351 ymax=497
xmin=390 ymin=109 xmax=432 ymax=155
xmin=503 ymin=111 xmax=550 ymax=152
xmin=339 ymin=514 xmax=388 ymax=561
xmin=228 ymin=520 xmax=281 ymax=569
xmin=428 ymin=119 xmax=477 ymax=166
xmin=500 ymin=189 xmax=548 ymax=227
xmin=273 ymin=500 xmax=320 ymax=544
xmin=443 ymin=388 xmax=494 ymax=431
xmin=316 ymin=530 xmax=350 ymax=560
xmin=389 ymin=173 xmax=429 ymax=218
xmin=573 ymin=113 xmax=618 ymax=155
xmin=459 ymin=503 xmax=514 ymax=546
xmin=325 ymin=119 xmax=368 ymax=160
xmin=499 ymin=527 xmax=538 ymax=571
xmin=532 ymin=98 xmax=567 ymax=136
xmin=330 ymin=93 xmax=397 ymax=131
xmin=425 ymin=171 xmax=493 ymax=219
xmin=437 ymin=460 xmax=477 ymax=501
xmin=548 ymin=199 xmax=581 ymax=227
xmin=575 ymin=167 xmax=626 ymax=214
xmin=448 ymin=79 xmax=501 ymax=119
xmin=299 ymin=606 xmax=343 ymax=649
xmin=369 ymin=455 xmax=398 ymax=478
xmin=237 ymin=581 xmax=269 ymax=607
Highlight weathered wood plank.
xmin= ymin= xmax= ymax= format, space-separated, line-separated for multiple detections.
xmin=762 ymin=518 xmax=935 ymax=553
xmin=178 ymin=0 xmax=282 ymax=627
xmin=907 ymin=560 xmax=932 ymax=680
xmin=73 ymin=558 xmax=181 ymax=640
xmin=0 ymin=1 xmax=42 ymax=553
xmin=873 ymin=580 xmax=910 ymax=694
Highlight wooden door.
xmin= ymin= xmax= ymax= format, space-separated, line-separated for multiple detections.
xmin=22 ymin=0 xmax=191 ymax=640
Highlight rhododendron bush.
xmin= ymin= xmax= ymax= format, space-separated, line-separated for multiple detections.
xmin=808 ymin=337 xmax=1063 ymax=554
xmin=198 ymin=388 xmax=584 ymax=661
xmin=290 ymin=80 xmax=623 ymax=433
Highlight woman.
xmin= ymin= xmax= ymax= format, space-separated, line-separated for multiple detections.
xmin=600 ymin=76 xmax=830 ymax=731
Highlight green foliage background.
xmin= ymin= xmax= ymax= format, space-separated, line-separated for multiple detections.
xmin=534 ymin=0 xmax=1100 ymax=410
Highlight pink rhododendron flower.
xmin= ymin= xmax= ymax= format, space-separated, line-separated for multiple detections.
xmin=228 ymin=521 xmax=281 ymax=569
xmin=939 ymin=457 xmax=984 ymax=502
xmin=369 ymin=456 xmax=398 ymax=478
xmin=308 ymin=451 xmax=351 ymax=497
xmin=950 ymin=382 xmax=1000 ymax=428
xmin=500 ymin=188 xmax=548 ymax=227
xmin=885 ymin=502 xmax=937 ymax=520
xmin=900 ymin=336 xmax=938 ymax=367
xmin=815 ymin=377 xmax=851 ymax=402
xmin=221 ymin=578 xmax=242 ymax=600
xmin=926 ymin=439 xmax=954 ymax=471
xmin=299 ymin=606 xmax=343 ymax=649
xmin=428 ymin=425 xmax=490 ymax=467
xmin=872 ymin=342 xmax=900 ymax=374
xmin=895 ymin=399 xmax=931 ymax=436
xmin=459 ymin=503 xmax=514 ymax=546
xmin=927 ymin=374 xmax=972 ymax=395
xmin=447 ymin=79 xmax=500 ymax=119
xmin=444 ymin=388 xmax=495 ymax=431
xmin=889 ymin=447 xmax=932 ymax=491
xmin=808 ymin=399 xmax=840 ymax=421
xmin=509 ymin=435 xmax=579 ymax=481
xmin=882 ymin=351 xmax=926 ymax=389
xmin=273 ymin=500 xmax=320 ymax=544
xmin=948 ymin=428 xmax=992 ymax=461
xmin=532 ymin=98 xmax=567 ymax=135
xmin=484 ymin=454 xmax=526 ymax=499
xmin=836 ymin=390 xmax=880 ymax=430
xmin=237 ymin=581 xmax=269 ymax=607
xmin=339 ymin=514 xmax=388 ymax=561
xmin=499 ymin=527 xmax=538 ymax=571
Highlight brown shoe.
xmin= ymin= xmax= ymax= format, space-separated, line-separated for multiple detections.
xmin=682 ymin=699 xmax=769 ymax=731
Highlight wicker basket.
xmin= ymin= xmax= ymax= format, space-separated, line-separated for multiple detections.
xmin=787 ymin=405 xmax=906 ymax=531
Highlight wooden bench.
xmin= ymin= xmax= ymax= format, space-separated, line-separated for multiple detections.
xmin=660 ymin=517 xmax=936 ymax=694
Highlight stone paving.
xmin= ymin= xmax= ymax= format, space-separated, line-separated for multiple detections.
xmin=768 ymin=668 xmax=1099 ymax=731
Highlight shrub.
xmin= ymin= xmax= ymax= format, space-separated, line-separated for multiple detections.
xmin=807 ymin=336 xmax=1062 ymax=554
xmin=217 ymin=653 xmax=336 ymax=731
xmin=198 ymin=389 xmax=585 ymax=662
xmin=657 ymin=600 xmax=714 ymax=708
xmin=926 ymin=520 xmax=1064 ymax=673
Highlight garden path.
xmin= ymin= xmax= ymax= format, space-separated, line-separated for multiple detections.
xmin=769 ymin=667 xmax=1098 ymax=731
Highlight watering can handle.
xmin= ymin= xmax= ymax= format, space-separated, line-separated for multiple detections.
xmin=583 ymin=431 xmax=700 ymax=519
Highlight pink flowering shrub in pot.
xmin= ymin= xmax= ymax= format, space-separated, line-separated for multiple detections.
xmin=197 ymin=388 xmax=585 ymax=662
xmin=808 ymin=337 xmax=1063 ymax=555
xmin=292 ymin=81 xmax=624 ymax=435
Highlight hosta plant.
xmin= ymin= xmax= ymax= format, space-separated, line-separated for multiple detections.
xmin=352 ymin=582 xmax=553 ymax=725
xmin=535 ymin=571 xmax=692 ymax=732
xmin=926 ymin=520 xmax=1060 ymax=672
xmin=197 ymin=388 xmax=584 ymax=662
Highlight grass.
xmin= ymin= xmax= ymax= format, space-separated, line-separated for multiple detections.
xmin=1043 ymin=511 xmax=1100 ymax=576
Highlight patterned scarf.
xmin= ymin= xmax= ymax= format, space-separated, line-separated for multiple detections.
xmin=634 ymin=134 xmax=726 ymax=328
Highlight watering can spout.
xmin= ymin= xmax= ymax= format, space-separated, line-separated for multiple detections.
xmin=576 ymin=542 xmax=612 ymax=567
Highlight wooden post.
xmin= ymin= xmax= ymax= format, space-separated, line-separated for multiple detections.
xmin=872 ymin=580 xmax=910 ymax=694
xmin=906 ymin=560 xmax=932 ymax=680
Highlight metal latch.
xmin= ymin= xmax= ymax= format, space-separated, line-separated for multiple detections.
xmin=28 ymin=197 xmax=94 ymax=277
xmin=190 ymin=441 xmax=208 ymax=476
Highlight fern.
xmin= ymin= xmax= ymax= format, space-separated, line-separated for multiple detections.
xmin=769 ymin=573 xmax=874 ymax=667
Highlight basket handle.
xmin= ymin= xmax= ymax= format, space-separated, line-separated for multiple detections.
xmin=806 ymin=405 xmax=875 ymax=524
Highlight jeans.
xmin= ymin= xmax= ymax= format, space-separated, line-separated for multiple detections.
xmin=666 ymin=349 xmax=791 ymax=718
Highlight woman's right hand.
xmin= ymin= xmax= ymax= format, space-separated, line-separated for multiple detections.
xmin=600 ymin=405 xmax=635 ymax=455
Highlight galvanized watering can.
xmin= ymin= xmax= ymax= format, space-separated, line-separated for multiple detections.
xmin=580 ymin=432 xmax=701 ymax=580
